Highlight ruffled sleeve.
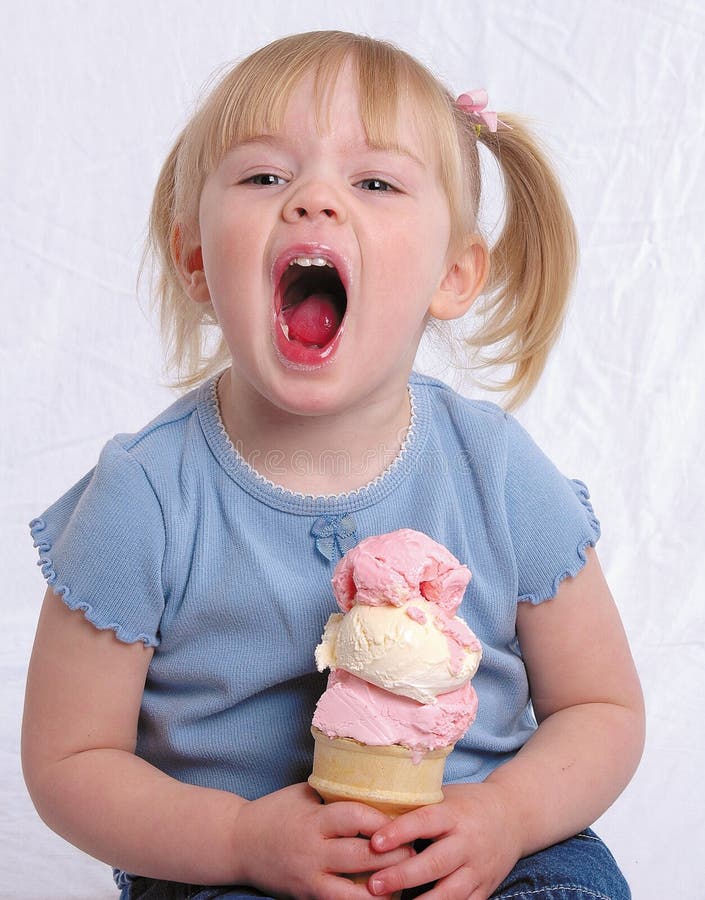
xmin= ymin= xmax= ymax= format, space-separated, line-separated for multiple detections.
xmin=30 ymin=439 xmax=166 ymax=645
xmin=504 ymin=415 xmax=601 ymax=604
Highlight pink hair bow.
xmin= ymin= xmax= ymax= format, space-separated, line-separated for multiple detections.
xmin=456 ymin=89 xmax=506 ymax=132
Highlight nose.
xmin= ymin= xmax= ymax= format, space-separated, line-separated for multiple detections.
xmin=282 ymin=179 xmax=347 ymax=224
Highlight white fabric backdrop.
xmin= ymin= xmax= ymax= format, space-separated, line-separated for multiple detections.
xmin=3 ymin=1 xmax=703 ymax=897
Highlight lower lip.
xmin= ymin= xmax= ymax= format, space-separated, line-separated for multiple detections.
xmin=273 ymin=317 xmax=345 ymax=369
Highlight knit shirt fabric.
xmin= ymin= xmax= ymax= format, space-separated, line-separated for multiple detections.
xmin=30 ymin=371 xmax=600 ymax=800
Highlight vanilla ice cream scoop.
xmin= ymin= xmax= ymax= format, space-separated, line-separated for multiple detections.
xmin=315 ymin=596 xmax=482 ymax=704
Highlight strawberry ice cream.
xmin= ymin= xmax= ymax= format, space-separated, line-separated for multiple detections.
xmin=312 ymin=669 xmax=478 ymax=753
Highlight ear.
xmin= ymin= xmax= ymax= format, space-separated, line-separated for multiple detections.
xmin=171 ymin=222 xmax=210 ymax=304
xmin=428 ymin=234 xmax=489 ymax=321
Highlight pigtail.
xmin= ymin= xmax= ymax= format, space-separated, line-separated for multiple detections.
xmin=469 ymin=115 xmax=578 ymax=409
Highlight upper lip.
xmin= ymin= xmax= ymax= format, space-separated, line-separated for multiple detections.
xmin=271 ymin=242 xmax=351 ymax=303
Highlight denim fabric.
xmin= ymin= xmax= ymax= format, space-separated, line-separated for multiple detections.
xmin=118 ymin=829 xmax=629 ymax=900
xmin=490 ymin=829 xmax=630 ymax=900
xmin=119 ymin=881 xmax=269 ymax=899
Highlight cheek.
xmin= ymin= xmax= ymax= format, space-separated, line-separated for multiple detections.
xmin=200 ymin=214 xmax=257 ymax=298
xmin=394 ymin=196 xmax=451 ymax=253
xmin=199 ymin=182 xmax=249 ymax=259
xmin=202 ymin=210 xmax=240 ymax=260
xmin=388 ymin=217 xmax=451 ymax=290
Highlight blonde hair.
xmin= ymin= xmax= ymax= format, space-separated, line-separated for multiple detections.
xmin=146 ymin=30 xmax=577 ymax=408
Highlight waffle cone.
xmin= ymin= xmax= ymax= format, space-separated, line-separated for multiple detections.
xmin=308 ymin=726 xmax=452 ymax=817
xmin=309 ymin=727 xmax=452 ymax=894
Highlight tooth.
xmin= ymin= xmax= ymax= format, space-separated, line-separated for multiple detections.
xmin=287 ymin=255 xmax=337 ymax=269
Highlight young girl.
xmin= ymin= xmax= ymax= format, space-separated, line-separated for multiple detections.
xmin=22 ymin=30 xmax=644 ymax=900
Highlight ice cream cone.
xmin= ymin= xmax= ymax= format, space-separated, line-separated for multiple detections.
xmin=309 ymin=727 xmax=452 ymax=894
xmin=309 ymin=726 xmax=452 ymax=815
xmin=309 ymin=530 xmax=481 ymax=895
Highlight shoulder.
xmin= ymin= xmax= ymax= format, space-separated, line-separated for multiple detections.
xmin=410 ymin=371 xmax=504 ymax=419
xmin=410 ymin=372 xmax=569 ymax=463
xmin=113 ymin=383 xmax=203 ymax=458
xmin=96 ymin=382 xmax=210 ymax=494
xmin=409 ymin=370 xmax=595 ymax=503
xmin=410 ymin=371 xmax=508 ymax=432
xmin=35 ymin=382 xmax=209 ymax=530
xmin=409 ymin=371 xmax=513 ymax=464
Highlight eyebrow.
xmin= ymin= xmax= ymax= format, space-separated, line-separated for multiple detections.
xmin=366 ymin=142 xmax=426 ymax=168
xmin=230 ymin=134 xmax=426 ymax=168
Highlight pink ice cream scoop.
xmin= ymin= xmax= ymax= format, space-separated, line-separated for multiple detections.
xmin=332 ymin=528 xmax=472 ymax=614
xmin=312 ymin=669 xmax=478 ymax=753
xmin=313 ymin=529 xmax=482 ymax=753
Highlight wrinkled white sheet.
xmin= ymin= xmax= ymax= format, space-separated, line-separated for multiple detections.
xmin=3 ymin=1 xmax=703 ymax=897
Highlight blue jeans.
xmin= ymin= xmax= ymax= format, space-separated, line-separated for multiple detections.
xmin=117 ymin=828 xmax=629 ymax=899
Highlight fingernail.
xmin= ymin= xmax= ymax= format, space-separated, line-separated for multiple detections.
xmin=370 ymin=878 xmax=385 ymax=895
xmin=372 ymin=834 xmax=386 ymax=850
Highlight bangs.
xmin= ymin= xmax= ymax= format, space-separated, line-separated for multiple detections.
xmin=198 ymin=34 xmax=432 ymax=164
xmin=175 ymin=31 xmax=476 ymax=238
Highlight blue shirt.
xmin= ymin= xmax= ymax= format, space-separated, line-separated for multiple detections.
xmin=30 ymin=372 xmax=600 ymax=798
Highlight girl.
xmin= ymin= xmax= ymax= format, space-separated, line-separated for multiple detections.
xmin=22 ymin=30 xmax=644 ymax=900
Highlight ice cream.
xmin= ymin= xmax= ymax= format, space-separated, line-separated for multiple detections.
xmin=315 ymin=597 xmax=479 ymax=706
xmin=330 ymin=528 xmax=471 ymax=614
xmin=309 ymin=529 xmax=482 ymax=822
xmin=312 ymin=529 xmax=482 ymax=752
xmin=312 ymin=669 xmax=478 ymax=753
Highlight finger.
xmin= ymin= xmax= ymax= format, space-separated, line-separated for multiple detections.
xmin=319 ymin=871 xmax=400 ymax=900
xmin=413 ymin=864 xmax=483 ymax=900
xmin=326 ymin=835 xmax=415 ymax=874
xmin=368 ymin=839 xmax=460 ymax=897
xmin=371 ymin=802 xmax=451 ymax=852
xmin=321 ymin=799 xmax=393 ymax=837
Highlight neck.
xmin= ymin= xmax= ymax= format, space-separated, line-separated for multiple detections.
xmin=216 ymin=370 xmax=413 ymax=495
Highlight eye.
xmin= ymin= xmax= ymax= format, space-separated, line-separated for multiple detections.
xmin=356 ymin=177 xmax=396 ymax=192
xmin=243 ymin=173 xmax=287 ymax=186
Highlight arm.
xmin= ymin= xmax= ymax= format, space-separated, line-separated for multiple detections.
xmin=486 ymin=546 xmax=645 ymax=851
xmin=366 ymin=549 xmax=645 ymax=898
xmin=22 ymin=587 xmax=244 ymax=882
xmin=22 ymin=588 xmax=411 ymax=895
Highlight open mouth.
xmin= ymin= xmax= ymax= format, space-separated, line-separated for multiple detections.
xmin=275 ymin=254 xmax=347 ymax=361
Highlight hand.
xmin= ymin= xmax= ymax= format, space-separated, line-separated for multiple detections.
xmin=234 ymin=782 xmax=415 ymax=899
xmin=365 ymin=782 xmax=522 ymax=899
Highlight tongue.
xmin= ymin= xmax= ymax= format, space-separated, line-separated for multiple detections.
xmin=283 ymin=293 xmax=341 ymax=347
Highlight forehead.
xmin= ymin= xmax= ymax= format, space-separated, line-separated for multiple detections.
xmin=276 ymin=63 xmax=429 ymax=159
xmin=205 ymin=50 xmax=444 ymax=170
